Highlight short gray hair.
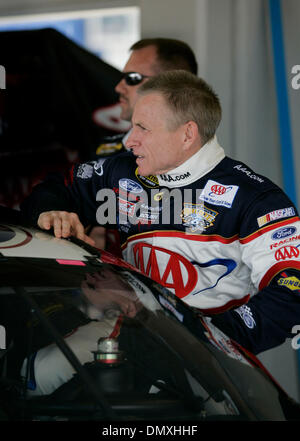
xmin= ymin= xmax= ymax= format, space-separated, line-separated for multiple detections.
xmin=138 ymin=70 xmax=222 ymax=144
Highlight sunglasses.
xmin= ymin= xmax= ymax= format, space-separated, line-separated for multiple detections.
xmin=122 ymin=72 xmax=151 ymax=86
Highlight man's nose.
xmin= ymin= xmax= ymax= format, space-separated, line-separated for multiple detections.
xmin=115 ymin=77 xmax=126 ymax=94
xmin=125 ymin=129 xmax=139 ymax=150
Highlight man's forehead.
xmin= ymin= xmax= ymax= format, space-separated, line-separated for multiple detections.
xmin=133 ymin=93 xmax=171 ymax=123
xmin=124 ymin=45 xmax=159 ymax=74
xmin=135 ymin=93 xmax=165 ymax=111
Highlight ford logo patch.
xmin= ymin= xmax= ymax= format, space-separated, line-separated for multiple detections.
xmin=119 ymin=178 xmax=143 ymax=193
xmin=271 ymin=226 xmax=297 ymax=241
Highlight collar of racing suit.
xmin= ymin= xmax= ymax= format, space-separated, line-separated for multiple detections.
xmin=157 ymin=136 xmax=225 ymax=188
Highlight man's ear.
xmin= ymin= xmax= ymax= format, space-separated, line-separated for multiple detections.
xmin=182 ymin=121 xmax=200 ymax=150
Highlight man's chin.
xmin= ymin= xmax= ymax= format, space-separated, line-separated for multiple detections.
xmin=136 ymin=166 xmax=152 ymax=177
xmin=119 ymin=107 xmax=132 ymax=123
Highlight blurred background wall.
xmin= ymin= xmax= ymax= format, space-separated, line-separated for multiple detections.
xmin=0 ymin=0 xmax=299 ymax=402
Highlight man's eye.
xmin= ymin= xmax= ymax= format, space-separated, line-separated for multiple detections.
xmin=137 ymin=123 xmax=147 ymax=131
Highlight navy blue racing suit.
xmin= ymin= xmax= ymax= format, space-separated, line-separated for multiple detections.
xmin=21 ymin=137 xmax=300 ymax=354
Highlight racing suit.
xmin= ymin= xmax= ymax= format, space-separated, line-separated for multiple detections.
xmin=21 ymin=137 xmax=300 ymax=355
xmin=91 ymin=132 xmax=129 ymax=256
xmin=94 ymin=132 xmax=127 ymax=158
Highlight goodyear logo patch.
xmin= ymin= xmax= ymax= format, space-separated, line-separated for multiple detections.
xmin=135 ymin=167 xmax=159 ymax=188
xmin=181 ymin=203 xmax=218 ymax=233
xmin=96 ymin=142 xmax=123 ymax=155
xmin=278 ymin=276 xmax=300 ymax=291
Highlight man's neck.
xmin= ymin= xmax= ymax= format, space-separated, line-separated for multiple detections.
xmin=157 ymin=136 xmax=225 ymax=187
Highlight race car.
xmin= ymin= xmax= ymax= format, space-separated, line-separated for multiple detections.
xmin=0 ymin=207 xmax=299 ymax=421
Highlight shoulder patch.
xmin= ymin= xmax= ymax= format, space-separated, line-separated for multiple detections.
xmin=277 ymin=275 xmax=300 ymax=292
xmin=233 ymin=164 xmax=264 ymax=183
xmin=96 ymin=142 xmax=123 ymax=156
xmin=257 ymin=207 xmax=296 ymax=227
xmin=199 ymin=180 xmax=239 ymax=208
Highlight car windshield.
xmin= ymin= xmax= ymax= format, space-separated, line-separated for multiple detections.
xmin=0 ymin=255 xmax=287 ymax=421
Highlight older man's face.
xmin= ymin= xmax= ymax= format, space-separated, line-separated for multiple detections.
xmin=115 ymin=45 xmax=159 ymax=122
xmin=126 ymin=93 xmax=188 ymax=177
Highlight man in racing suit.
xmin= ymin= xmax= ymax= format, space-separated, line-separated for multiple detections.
xmin=21 ymin=71 xmax=300 ymax=392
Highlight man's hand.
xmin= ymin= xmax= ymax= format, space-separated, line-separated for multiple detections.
xmin=37 ymin=211 xmax=95 ymax=246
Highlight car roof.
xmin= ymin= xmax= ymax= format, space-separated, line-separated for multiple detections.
xmin=0 ymin=223 xmax=95 ymax=261
xmin=0 ymin=206 xmax=137 ymax=272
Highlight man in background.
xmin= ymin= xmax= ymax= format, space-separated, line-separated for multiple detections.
xmin=96 ymin=37 xmax=198 ymax=157
xmin=115 ymin=38 xmax=198 ymax=122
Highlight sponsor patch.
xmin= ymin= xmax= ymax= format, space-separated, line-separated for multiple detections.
xmin=257 ymin=207 xmax=295 ymax=227
xmin=77 ymin=163 xmax=94 ymax=179
xmin=118 ymin=198 xmax=136 ymax=217
xmin=278 ymin=276 xmax=300 ymax=291
xmin=113 ymin=186 xmax=143 ymax=202
xmin=133 ymin=243 xmax=198 ymax=298
xmin=199 ymin=180 xmax=239 ymax=208
xmin=160 ymin=172 xmax=191 ymax=183
xmin=181 ymin=203 xmax=218 ymax=233
xmin=138 ymin=211 xmax=159 ymax=223
xmin=96 ymin=142 xmax=123 ymax=156
xmin=136 ymin=203 xmax=160 ymax=224
xmin=270 ymin=234 xmax=300 ymax=249
xmin=235 ymin=305 xmax=256 ymax=329
xmin=93 ymin=159 xmax=105 ymax=176
xmin=233 ymin=164 xmax=264 ymax=183
xmin=135 ymin=168 xmax=159 ymax=188
xmin=119 ymin=178 xmax=143 ymax=194
xmin=140 ymin=203 xmax=161 ymax=213
xmin=271 ymin=226 xmax=297 ymax=240
xmin=274 ymin=245 xmax=300 ymax=261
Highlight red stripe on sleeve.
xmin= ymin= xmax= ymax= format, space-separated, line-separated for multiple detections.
xmin=240 ymin=217 xmax=300 ymax=244
xmin=198 ymin=294 xmax=251 ymax=315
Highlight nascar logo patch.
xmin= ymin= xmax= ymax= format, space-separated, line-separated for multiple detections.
xmin=257 ymin=207 xmax=295 ymax=227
